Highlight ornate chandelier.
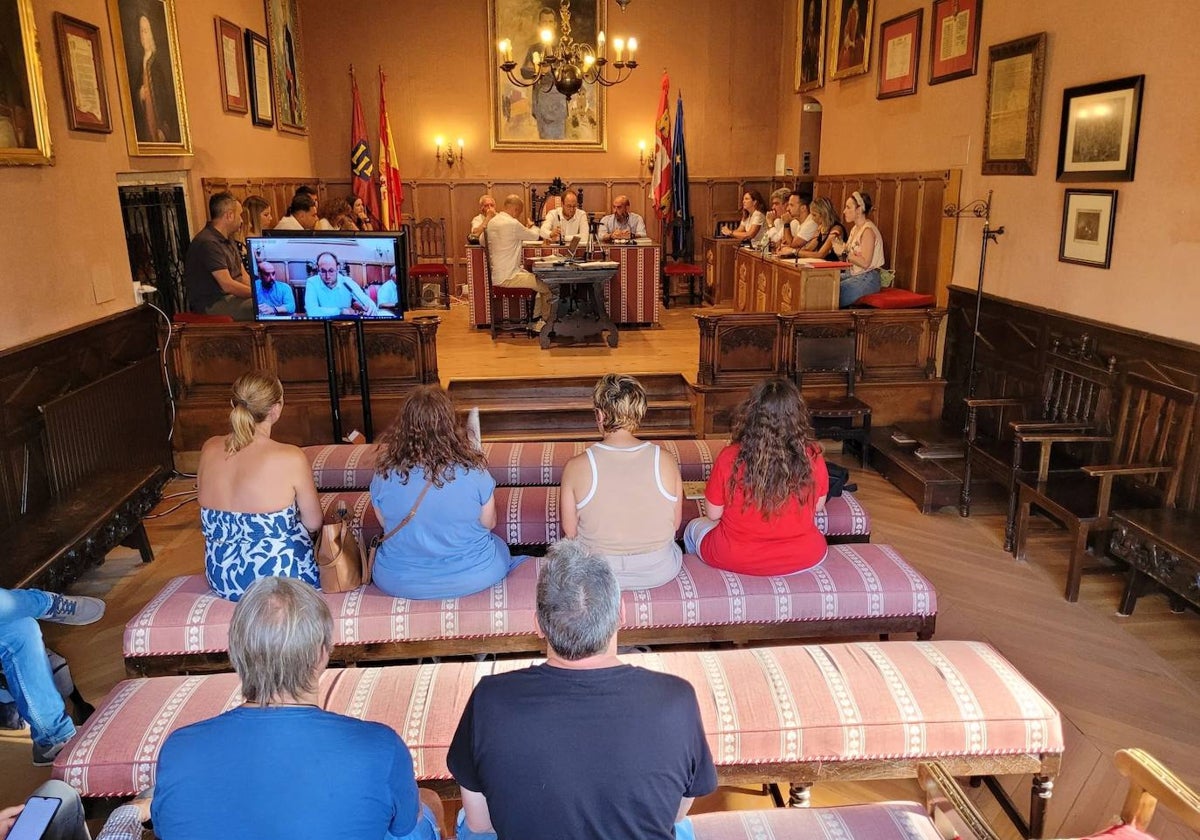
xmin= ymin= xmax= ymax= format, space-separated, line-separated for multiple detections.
xmin=497 ymin=0 xmax=638 ymax=101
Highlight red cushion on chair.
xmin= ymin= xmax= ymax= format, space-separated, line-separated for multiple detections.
xmin=172 ymin=312 xmax=235 ymax=324
xmin=856 ymin=288 xmax=936 ymax=309
xmin=664 ymin=262 xmax=704 ymax=276
xmin=409 ymin=263 xmax=449 ymax=275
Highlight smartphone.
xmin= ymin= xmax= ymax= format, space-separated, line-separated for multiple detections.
xmin=7 ymin=796 xmax=62 ymax=840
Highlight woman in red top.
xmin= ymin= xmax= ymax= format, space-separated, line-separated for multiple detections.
xmin=684 ymin=378 xmax=829 ymax=575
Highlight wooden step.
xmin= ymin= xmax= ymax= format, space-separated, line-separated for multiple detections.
xmin=868 ymin=424 xmax=1002 ymax=515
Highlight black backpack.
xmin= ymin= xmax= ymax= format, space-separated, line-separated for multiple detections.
xmin=827 ymin=462 xmax=857 ymax=497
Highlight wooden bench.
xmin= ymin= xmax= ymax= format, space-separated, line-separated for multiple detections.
xmin=60 ymin=641 xmax=1063 ymax=838
xmin=3 ymin=465 xmax=165 ymax=591
xmin=1108 ymin=507 xmax=1200 ymax=616
xmin=123 ymin=545 xmax=935 ymax=676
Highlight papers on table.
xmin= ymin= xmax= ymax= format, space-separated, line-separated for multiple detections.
xmin=577 ymin=260 xmax=619 ymax=269
xmin=532 ymin=255 xmax=568 ymax=265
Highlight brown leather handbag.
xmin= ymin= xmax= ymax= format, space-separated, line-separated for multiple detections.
xmin=315 ymin=501 xmax=364 ymax=593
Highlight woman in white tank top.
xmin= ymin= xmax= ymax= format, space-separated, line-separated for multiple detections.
xmin=560 ymin=374 xmax=684 ymax=589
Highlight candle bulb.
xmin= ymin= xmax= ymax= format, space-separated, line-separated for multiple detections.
xmin=435 ymin=136 xmax=444 ymax=150
xmin=532 ymin=50 xmax=540 ymax=67
xmin=457 ymin=138 xmax=464 ymax=152
xmin=583 ymin=54 xmax=595 ymax=71
xmin=540 ymin=28 xmax=553 ymax=45
xmin=613 ymin=37 xmax=624 ymax=62
xmin=598 ymin=30 xmax=605 ymax=58
xmin=627 ymin=37 xmax=637 ymax=60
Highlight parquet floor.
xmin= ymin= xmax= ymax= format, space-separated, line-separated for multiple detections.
xmin=3 ymin=300 xmax=1197 ymax=838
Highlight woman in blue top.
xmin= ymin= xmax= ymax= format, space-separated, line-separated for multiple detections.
xmin=369 ymin=385 xmax=523 ymax=599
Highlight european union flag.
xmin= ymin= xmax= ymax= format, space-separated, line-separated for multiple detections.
xmin=671 ymin=95 xmax=690 ymax=255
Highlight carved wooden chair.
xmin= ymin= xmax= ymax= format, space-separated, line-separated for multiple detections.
xmin=962 ymin=335 xmax=1119 ymax=552
xmin=1013 ymin=372 xmax=1198 ymax=601
xmin=481 ymin=231 xmax=536 ymax=340
xmin=531 ymin=182 xmax=584 ymax=225
xmin=407 ymin=217 xmax=451 ymax=309
xmin=787 ymin=320 xmax=872 ymax=467
xmin=662 ymin=217 xmax=704 ymax=308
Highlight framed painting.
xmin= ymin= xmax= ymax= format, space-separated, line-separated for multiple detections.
xmin=877 ymin=8 xmax=922 ymax=99
xmin=981 ymin=32 xmax=1046 ymax=176
xmin=0 ymin=0 xmax=53 ymax=164
xmin=264 ymin=0 xmax=305 ymax=134
xmin=1057 ymin=75 xmax=1144 ymax=182
xmin=929 ymin=0 xmax=981 ymax=85
xmin=244 ymin=28 xmax=273 ymax=128
xmin=795 ymin=0 xmax=826 ymax=93
xmin=106 ymin=0 xmax=191 ymax=156
xmin=215 ymin=16 xmax=247 ymax=115
xmin=828 ymin=0 xmax=874 ymax=81
xmin=1059 ymin=189 xmax=1117 ymax=269
xmin=53 ymin=13 xmax=112 ymax=133
xmin=488 ymin=0 xmax=606 ymax=151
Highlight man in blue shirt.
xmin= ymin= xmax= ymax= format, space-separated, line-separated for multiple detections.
xmin=146 ymin=577 xmax=441 ymax=840
xmin=304 ymin=252 xmax=381 ymax=317
xmin=253 ymin=260 xmax=296 ymax=317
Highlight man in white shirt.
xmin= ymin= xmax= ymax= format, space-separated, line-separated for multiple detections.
xmin=540 ymin=191 xmax=589 ymax=246
xmin=303 ymin=252 xmax=381 ymax=317
xmin=469 ymin=195 xmax=497 ymax=241
xmin=275 ymin=194 xmax=317 ymax=231
xmin=485 ymin=195 xmax=551 ymax=331
xmin=765 ymin=188 xmax=792 ymax=248
xmin=787 ymin=191 xmax=819 ymax=249
xmin=597 ymin=195 xmax=648 ymax=242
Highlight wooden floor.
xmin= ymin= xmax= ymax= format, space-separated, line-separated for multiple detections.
xmin=4 ymin=299 xmax=1198 ymax=838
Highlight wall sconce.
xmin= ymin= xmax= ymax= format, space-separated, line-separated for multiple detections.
xmin=639 ymin=139 xmax=655 ymax=179
xmin=435 ymin=136 xmax=464 ymax=169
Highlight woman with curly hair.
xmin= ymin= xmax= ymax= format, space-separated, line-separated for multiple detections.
xmin=369 ymin=385 xmax=523 ymax=599
xmin=684 ymin=378 xmax=829 ymax=575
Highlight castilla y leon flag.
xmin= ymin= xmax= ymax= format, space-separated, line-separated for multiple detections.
xmin=377 ymin=68 xmax=404 ymax=231
xmin=349 ymin=68 xmax=380 ymax=224
xmin=651 ymin=71 xmax=673 ymax=222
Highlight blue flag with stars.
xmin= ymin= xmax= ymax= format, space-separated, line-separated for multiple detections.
xmin=671 ymin=94 xmax=691 ymax=255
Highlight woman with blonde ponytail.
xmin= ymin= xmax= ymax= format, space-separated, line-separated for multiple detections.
xmin=197 ymin=371 xmax=323 ymax=600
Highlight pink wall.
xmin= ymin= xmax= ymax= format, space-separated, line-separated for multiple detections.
xmin=796 ymin=0 xmax=1200 ymax=343
xmin=298 ymin=0 xmax=786 ymax=182
xmin=0 ymin=0 xmax=313 ymax=350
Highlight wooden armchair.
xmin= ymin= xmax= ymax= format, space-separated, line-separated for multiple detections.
xmin=408 ymin=217 xmax=451 ymax=309
xmin=961 ymin=335 xmax=1118 ymax=553
xmin=1013 ymin=373 xmax=1197 ymax=601
xmin=787 ymin=320 xmax=872 ymax=467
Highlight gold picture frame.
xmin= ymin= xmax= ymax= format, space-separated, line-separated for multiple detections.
xmin=106 ymin=0 xmax=191 ymax=156
xmin=0 ymin=0 xmax=54 ymax=165
xmin=264 ymin=0 xmax=306 ymax=135
xmin=982 ymin=32 xmax=1046 ymax=176
xmin=487 ymin=0 xmax=606 ymax=151
xmin=828 ymin=0 xmax=874 ymax=81
xmin=795 ymin=0 xmax=827 ymax=93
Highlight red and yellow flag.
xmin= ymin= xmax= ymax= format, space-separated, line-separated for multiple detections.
xmin=378 ymin=68 xmax=404 ymax=230
xmin=349 ymin=67 xmax=380 ymax=224
xmin=651 ymin=71 xmax=673 ymax=222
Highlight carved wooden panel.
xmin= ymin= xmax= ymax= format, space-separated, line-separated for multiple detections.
xmin=695 ymin=313 xmax=780 ymax=387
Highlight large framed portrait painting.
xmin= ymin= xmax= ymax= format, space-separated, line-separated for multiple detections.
xmin=106 ymin=0 xmax=190 ymax=156
xmin=264 ymin=0 xmax=305 ymax=134
xmin=795 ymin=0 xmax=826 ymax=93
xmin=0 ymin=0 xmax=53 ymax=165
xmin=828 ymin=0 xmax=874 ymax=81
xmin=488 ymin=0 xmax=606 ymax=151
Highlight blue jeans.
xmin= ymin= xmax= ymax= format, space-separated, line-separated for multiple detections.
xmin=839 ymin=268 xmax=881 ymax=307
xmin=0 ymin=588 xmax=75 ymax=748
xmin=455 ymin=810 xmax=695 ymax=840
xmin=389 ymin=803 xmax=441 ymax=840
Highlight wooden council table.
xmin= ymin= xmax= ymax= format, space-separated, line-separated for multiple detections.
xmin=532 ymin=264 xmax=619 ymax=349
xmin=733 ymin=249 xmax=848 ymax=313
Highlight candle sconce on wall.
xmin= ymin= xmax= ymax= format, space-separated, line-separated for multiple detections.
xmin=435 ymin=136 xmax=465 ymax=170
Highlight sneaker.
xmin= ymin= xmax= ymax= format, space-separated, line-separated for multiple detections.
xmin=42 ymin=594 xmax=106 ymax=626
xmin=32 ymin=737 xmax=70 ymax=767
xmin=0 ymin=701 xmax=24 ymax=731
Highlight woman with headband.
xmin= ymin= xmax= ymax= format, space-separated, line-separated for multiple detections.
xmin=829 ymin=190 xmax=885 ymax=306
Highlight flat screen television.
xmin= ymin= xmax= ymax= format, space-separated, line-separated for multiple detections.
xmin=246 ymin=230 xmax=408 ymax=321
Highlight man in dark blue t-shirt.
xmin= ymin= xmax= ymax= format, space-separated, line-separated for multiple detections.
xmin=146 ymin=577 xmax=442 ymax=840
xmin=447 ymin=540 xmax=717 ymax=840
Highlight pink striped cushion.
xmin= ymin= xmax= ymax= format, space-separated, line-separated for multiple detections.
xmin=123 ymin=545 xmax=935 ymax=659
xmin=60 ymin=641 xmax=1062 ymax=798
xmin=320 ymin=487 xmax=869 ymax=548
xmin=689 ymin=804 xmax=944 ymax=840
xmin=305 ymin=440 xmax=728 ymax=490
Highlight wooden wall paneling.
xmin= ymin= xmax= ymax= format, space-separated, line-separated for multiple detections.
xmin=694 ymin=313 xmax=781 ymax=387
xmin=892 ymin=177 xmax=920 ymax=287
xmin=915 ymin=177 xmax=945 ymax=299
xmin=710 ymin=181 xmax=744 ymax=233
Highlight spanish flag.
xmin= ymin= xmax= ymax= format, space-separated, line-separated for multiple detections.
xmin=378 ymin=68 xmax=404 ymax=231
xmin=349 ymin=68 xmax=380 ymax=224
xmin=651 ymin=72 xmax=673 ymax=222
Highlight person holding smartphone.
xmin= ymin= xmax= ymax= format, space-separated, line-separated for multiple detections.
xmin=0 ymin=782 xmax=150 ymax=840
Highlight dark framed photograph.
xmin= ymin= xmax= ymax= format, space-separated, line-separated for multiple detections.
xmin=244 ymin=28 xmax=273 ymax=128
xmin=1 ymin=0 xmax=53 ymax=164
xmin=1059 ymin=189 xmax=1117 ymax=269
xmin=264 ymin=0 xmax=305 ymax=134
xmin=1056 ymin=75 xmax=1144 ymax=182
xmin=214 ymin=16 xmax=247 ymax=114
xmin=53 ymin=13 xmax=112 ymax=133
xmin=795 ymin=0 xmax=827 ymax=93
xmin=877 ymin=8 xmax=922 ymax=99
xmin=106 ymin=0 xmax=191 ymax=156
xmin=828 ymin=0 xmax=874 ymax=81
xmin=929 ymin=0 xmax=982 ymax=85
xmin=982 ymin=32 xmax=1046 ymax=176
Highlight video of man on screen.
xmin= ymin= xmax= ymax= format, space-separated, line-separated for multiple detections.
xmin=247 ymin=236 xmax=402 ymax=321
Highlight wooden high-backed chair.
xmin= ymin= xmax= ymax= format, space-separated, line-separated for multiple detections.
xmin=662 ymin=217 xmax=704 ymax=308
xmin=407 ymin=217 xmax=451 ymax=309
xmin=481 ymin=231 xmax=536 ymax=339
xmin=1013 ymin=372 xmax=1198 ymax=601
xmin=962 ymin=335 xmax=1119 ymax=552
xmin=786 ymin=319 xmax=872 ymax=467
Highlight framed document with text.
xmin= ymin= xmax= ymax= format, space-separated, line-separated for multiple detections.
xmin=244 ymin=28 xmax=273 ymax=128
xmin=53 ymin=12 xmax=112 ymax=133
xmin=877 ymin=8 xmax=922 ymax=99
xmin=929 ymin=0 xmax=981 ymax=85
xmin=982 ymin=32 xmax=1046 ymax=176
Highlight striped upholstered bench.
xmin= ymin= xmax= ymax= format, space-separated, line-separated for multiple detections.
xmin=123 ymin=545 xmax=935 ymax=676
xmin=60 ymin=642 xmax=1063 ymax=838
xmin=306 ymin=441 xmax=872 ymax=545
